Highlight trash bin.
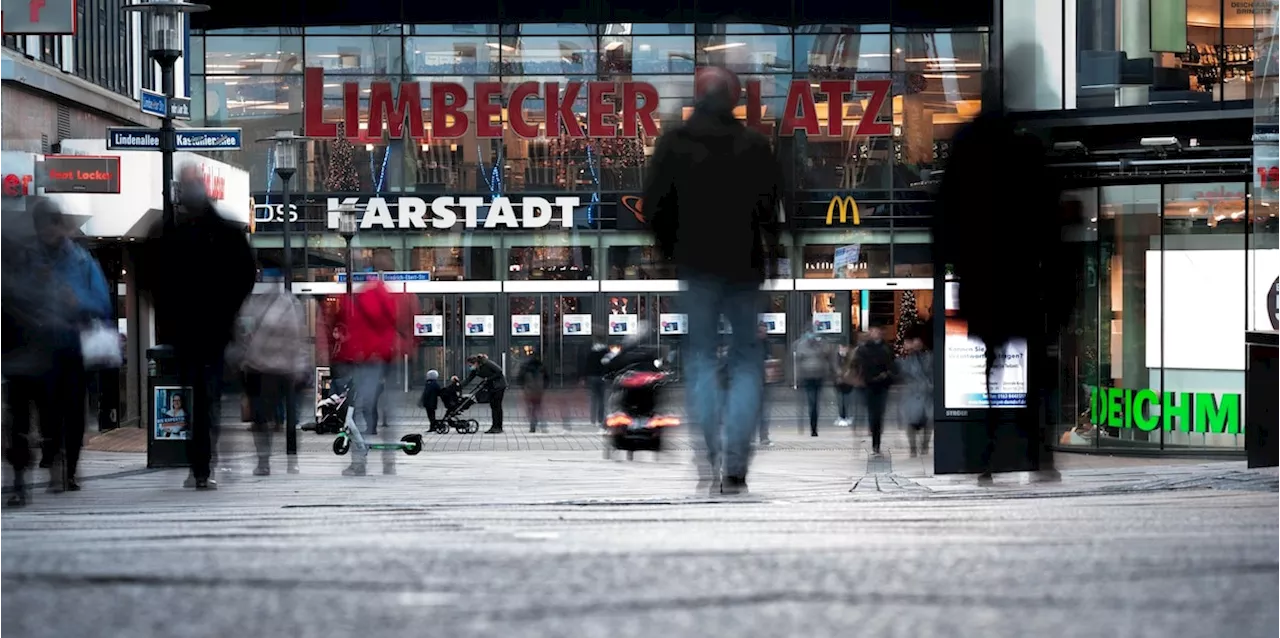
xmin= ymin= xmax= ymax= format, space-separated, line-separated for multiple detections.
xmin=146 ymin=345 xmax=190 ymax=468
xmin=1245 ymin=331 xmax=1278 ymax=469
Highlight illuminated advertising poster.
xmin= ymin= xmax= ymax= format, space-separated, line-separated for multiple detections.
xmin=562 ymin=314 xmax=592 ymax=336
xmin=812 ymin=312 xmax=842 ymax=334
xmin=609 ymin=314 xmax=638 ymax=336
xmin=943 ymin=276 xmax=1026 ymax=408
xmin=758 ymin=313 xmax=787 ymax=335
xmin=413 ymin=314 xmax=443 ymax=338
xmin=153 ymin=386 xmax=193 ymax=440
xmin=464 ymin=315 xmax=494 ymax=337
xmin=659 ymin=313 xmax=687 ymax=335
xmin=511 ymin=314 xmax=541 ymax=336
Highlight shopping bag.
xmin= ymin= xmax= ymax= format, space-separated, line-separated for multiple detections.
xmin=80 ymin=322 xmax=123 ymax=370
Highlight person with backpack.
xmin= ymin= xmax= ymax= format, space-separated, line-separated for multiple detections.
xmin=854 ymin=325 xmax=895 ymax=456
xmin=235 ymin=279 xmax=309 ymax=476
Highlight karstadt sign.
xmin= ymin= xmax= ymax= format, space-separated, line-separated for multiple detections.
xmin=327 ymin=195 xmax=582 ymax=230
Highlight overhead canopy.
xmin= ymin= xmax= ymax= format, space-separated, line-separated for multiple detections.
xmin=191 ymin=0 xmax=991 ymax=32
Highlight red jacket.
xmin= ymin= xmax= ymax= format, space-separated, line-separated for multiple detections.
xmin=333 ymin=282 xmax=408 ymax=363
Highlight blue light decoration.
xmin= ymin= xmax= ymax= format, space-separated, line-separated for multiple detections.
xmin=376 ymin=143 xmax=390 ymax=192
xmin=583 ymin=143 xmax=601 ymax=225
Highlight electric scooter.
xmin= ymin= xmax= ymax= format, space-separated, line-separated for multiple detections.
xmin=332 ymin=400 xmax=424 ymax=456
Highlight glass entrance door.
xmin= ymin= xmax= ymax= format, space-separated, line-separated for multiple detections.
xmin=507 ymin=295 xmax=550 ymax=380
xmin=451 ymin=294 xmax=499 ymax=381
xmin=555 ymin=295 xmax=594 ymax=387
xmin=409 ymin=294 xmax=448 ymax=388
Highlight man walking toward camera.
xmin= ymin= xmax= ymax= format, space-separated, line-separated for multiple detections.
xmin=645 ymin=66 xmax=784 ymax=495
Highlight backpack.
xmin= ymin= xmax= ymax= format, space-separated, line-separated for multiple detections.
xmin=235 ymin=290 xmax=310 ymax=380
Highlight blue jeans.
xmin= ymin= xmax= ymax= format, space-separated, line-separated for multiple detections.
xmin=350 ymin=362 xmax=393 ymax=467
xmin=684 ymin=276 xmax=764 ymax=480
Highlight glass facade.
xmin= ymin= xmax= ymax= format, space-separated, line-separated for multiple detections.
xmin=1001 ymin=0 xmax=1266 ymax=111
xmin=192 ymin=22 xmax=987 ymax=386
xmin=1054 ymin=182 xmax=1276 ymax=451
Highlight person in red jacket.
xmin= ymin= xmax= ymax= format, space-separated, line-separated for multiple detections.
xmin=337 ymin=250 xmax=410 ymax=476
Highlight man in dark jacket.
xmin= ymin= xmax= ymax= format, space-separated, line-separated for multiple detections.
xmin=580 ymin=328 xmax=610 ymax=429
xmin=644 ymin=66 xmax=784 ymax=495
xmin=465 ymin=354 xmax=508 ymax=434
xmin=518 ymin=352 xmax=551 ymax=433
xmin=854 ymin=326 xmax=895 ymax=456
xmin=141 ymin=165 xmax=256 ymax=490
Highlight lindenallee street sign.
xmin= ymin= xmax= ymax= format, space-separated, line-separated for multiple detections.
xmin=303 ymin=67 xmax=894 ymax=140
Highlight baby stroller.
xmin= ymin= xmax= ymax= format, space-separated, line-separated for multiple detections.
xmin=304 ymin=380 xmax=350 ymax=435
xmin=430 ymin=377 xmax=489 ymax=434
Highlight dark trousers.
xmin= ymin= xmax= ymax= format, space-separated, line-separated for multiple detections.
xmin=527 ymin=395 xmax=544 ymax=431
xmin=981 ymin=335 xmax=1055 ymax=474
xmin=6 ymin=353 xmax=87 ymax=481
xmin=244 ymin=371 xmax=289 ymax=462
xmin=179 ymin=357 xmax=224 ymax=481
xmin=837 ymin=384 xmax=855 ymax=420
xmin=802 ymin=379 xmax=822 ymax=434
xmin=587 ymin=377 xmax=606 ymax=426
xmin=864 ymin=384 xmax=890 ymax=452
xmin=489 ymin=388 xmax=505 ymax=430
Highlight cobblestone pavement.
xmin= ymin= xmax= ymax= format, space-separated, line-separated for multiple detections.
xmin=3 ymin=446 xmax=1276 ymax=638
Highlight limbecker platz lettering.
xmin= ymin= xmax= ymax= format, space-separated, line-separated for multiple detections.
xmin=326 ymin=196 xmax=579 ymax=230
xmin=303 ymin=68 xmax=894 ymax=140
xmin=1087 ymin=386 xmax=1242 ymax=435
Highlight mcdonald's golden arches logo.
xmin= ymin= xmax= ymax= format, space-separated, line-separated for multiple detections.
xmin=826 ymin=196 xmax=860 ymax=225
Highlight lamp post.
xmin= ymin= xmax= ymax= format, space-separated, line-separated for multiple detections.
xmin=258 ymin=131 xmax=301 ymax=460
xmin=122 ymin=0 xmax=210 ymax=234
xmin=337 ymin=203 xmax=359 ymax=299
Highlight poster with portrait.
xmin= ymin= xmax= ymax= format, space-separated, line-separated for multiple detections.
xmin=464 ymin=315 xmax=495 ymax=337
xmin=153 ymin=386 xmax=192 ymax=440
xmin=944 ymin=318 xmax=1028 ymax=409
xmin=413 ymin=314 xmax=443 ymax=338
xmin=659 ymin=313 xmax=687 ymax=335
xmin=511 ymin=314 xmax=542 ymax=336
xmin=562 ymin=313 xmax=592 ymax=336
xmin=608 ymin=313 xmax=638 ymax=336
xmin=812 ymin=312 xmax=842 ymax=334
xmin=758 ymin=313 xmax=787 ymax=335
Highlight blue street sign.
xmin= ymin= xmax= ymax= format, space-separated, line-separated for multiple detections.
xmin=336 ymin=273 xmax=381 ymax=283
xmin=382 ymin=271 xmax=432 ymax=282
xmin=174 ymin=128 xmax=242 ymax=151
xmin=140 ymin=90 xmax=168 ymax=118
xmin=107 ymin=128 xmax=162 ymax=150
xmin=168 ymin=97 xmax=192 ymax=120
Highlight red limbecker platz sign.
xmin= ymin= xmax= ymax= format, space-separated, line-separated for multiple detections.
xmin=303 ymin=67 xmax=894 ymax=140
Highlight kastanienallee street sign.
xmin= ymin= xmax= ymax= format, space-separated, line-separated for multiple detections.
xmin=326 ymin=195 xmax=582 ymax=230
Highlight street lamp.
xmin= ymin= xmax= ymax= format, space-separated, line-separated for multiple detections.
xmin=336 ymin=203 xmax=359 ymax=299
xmin=122 ymin=0 xmax=210 ymax=234
xmin=259 ymin=130 xmax=301 ymax=287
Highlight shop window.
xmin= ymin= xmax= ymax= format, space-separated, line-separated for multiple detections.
xmin=800 ymin=232 xmax=892 ymax=278
xmin=499 ymin=35 xmax=597 ymax=75
xmin=406 ymin=36 xmax=502 ymax=74
xmin=305 ymin=36 xmax=405 ymax=75
xmin=695 ymin=33 xmax=795 ymax=73
xmin=203 ymin=36 xmax=302 ymax=74
xmin=600 ymin=36 xmax=697 ymax=74
xmin=891 ymin=231 xmax=933 ymax=277
xmin=795 ymin=32 xmax=892 ymax=74
xmin=606 ymin=245 xmax=677 ymax=279
xmin=408 ymin=246 xmax=496 ymax=280
xmin=799 ymin=137 xmax=893 ymax=191
xmin=508 ymin=246 xmax=595 ymax=280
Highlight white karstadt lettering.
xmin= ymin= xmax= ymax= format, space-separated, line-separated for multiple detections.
xmin=326 ymin=196 xmax=579 ymax=230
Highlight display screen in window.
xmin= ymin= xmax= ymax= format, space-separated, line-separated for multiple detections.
xmin=942 ymin=276 xmax=1028 ymax=409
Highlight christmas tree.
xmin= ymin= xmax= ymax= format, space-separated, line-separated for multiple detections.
xmin=895 ymin=290 xmax=921 ymax=357
xmin=326 ymin=122 xmax=361 ymax=192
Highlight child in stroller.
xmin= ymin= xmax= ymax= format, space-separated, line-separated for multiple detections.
xmin=306 ymin=378 xmax=350 ymax=435
xmin=426 ymin=375 xmax=485 ymax=434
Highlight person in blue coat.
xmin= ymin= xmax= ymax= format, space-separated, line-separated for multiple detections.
xmin=34 ymin=199 xmax=111 ymax=494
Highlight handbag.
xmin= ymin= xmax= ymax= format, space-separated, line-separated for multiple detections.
xmin=80 ymin=321 xmax=123 ymax=370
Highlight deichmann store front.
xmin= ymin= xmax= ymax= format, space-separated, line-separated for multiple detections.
xmin=190 ymin=22 xmax=988 ymax=387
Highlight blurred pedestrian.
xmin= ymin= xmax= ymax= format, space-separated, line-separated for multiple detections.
xmin=518 ymin=351 xmax=551 ymax=433
xmin=32 ymin=200 xmax=112 ymax=492
xmin=338 ymin=250 xmax=409 ymax=476
xmin=645 ymin=65 xmax=784 ymax=495
xmin=465 ymin=354 xmax=507 ymax=434
xmin=3 ymin=200 xmax=82 ymax=505
xmin=581 ymin=327 xmax=609 ymax=429
xmin=234 ymin=277 xmax=308 ymax=476
xmin=834 ymin=336 xmax=862 ymax=428
xmin=896 ymin=335 xmax=933 ymax=457
xmin=854 ymin=325 xmax=894 ymax=456
xmin=756 ymin=323 xmax=773 ymax=448
xmin=140 ymin=166 xmax=255 ymax=490
xmin=794 ymin=331 xmax=833 ymax=437
xmin=420 ymin=369 xmax=441 ymax=429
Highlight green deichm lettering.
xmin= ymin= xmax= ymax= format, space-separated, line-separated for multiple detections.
xmin=1086 ymin=386 xmax=1242 ymax=435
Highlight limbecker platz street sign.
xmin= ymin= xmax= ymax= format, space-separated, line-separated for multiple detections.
xmin=303 ymin=67 xmax=894 ymax=140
